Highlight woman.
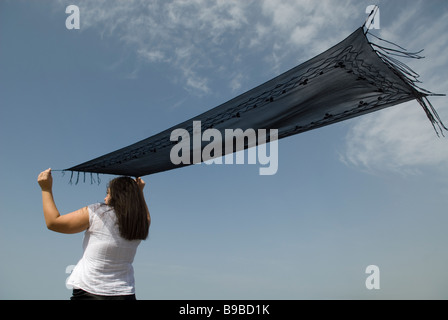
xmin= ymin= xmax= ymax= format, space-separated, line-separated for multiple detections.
xmin=37 ymin=168 xmax=150 ymax=300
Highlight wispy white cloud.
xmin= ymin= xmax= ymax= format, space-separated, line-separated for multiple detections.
xmin=56 ymin=0 xmax=359 ymax=94
xmin=58 ymin=0 xmax=256 ymax=94
xmin=261 ymin=0 xmax=357 ymax=49
xmin=137 ymin=49 xmax=167 ymax=63
xmin=341 ymin=102 xmax=448 ymax=175
xmin=257 ymin=0 xmax=359 ymax=73
xmin=229 ymin=72 xmax=244 ymax=92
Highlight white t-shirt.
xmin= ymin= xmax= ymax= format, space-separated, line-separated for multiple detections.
xmin=67 ymin=203 xmax=141 ymax=296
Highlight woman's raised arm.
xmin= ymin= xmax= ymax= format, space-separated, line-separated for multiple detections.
xmin=37 ymin=168 xmax=89 ymax=234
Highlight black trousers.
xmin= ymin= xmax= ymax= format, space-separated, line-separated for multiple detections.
xmin=70 ymin=288 xmax=136 ymax=300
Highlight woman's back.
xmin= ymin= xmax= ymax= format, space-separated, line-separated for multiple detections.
xmin=67 ymin=203 xmax=141 ymax=296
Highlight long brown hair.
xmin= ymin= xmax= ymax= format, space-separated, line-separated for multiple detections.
xmin=107 ymin=176 xmax=149 ymax=241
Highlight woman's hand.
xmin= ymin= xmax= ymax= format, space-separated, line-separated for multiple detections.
xmin=38 ymin=168 xmax=53 ymax=192
xmin=135 ymin=177 xmax=146 ymax=192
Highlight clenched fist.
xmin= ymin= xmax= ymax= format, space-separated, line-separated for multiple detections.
xmin=38 ymin=168 xmax=53 ymax=192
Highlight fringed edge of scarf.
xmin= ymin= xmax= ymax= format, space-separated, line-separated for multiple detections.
xmin=52 ymin=170 xmax=103 ymax=185
xmin=363 ymin=19 xmax=447 ymax=136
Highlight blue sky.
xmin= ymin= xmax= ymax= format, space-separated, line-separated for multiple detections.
xmin=1 ymin=0 xmax=447 ymax=300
